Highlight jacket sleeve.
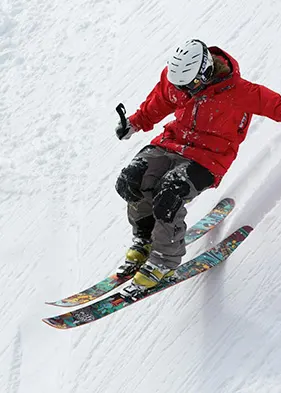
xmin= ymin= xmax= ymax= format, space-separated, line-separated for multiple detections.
xmin=129 ymin=68 xmax=178 ymax=132
xmin=233 ymin=78 xmax=281 ymax=122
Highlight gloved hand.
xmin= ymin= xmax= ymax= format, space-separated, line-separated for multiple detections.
xmin=115 ymin=119 xmax=138 ymax=140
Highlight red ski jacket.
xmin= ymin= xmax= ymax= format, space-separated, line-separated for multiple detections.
xmin=129 ymin=47 xmax=281 ymax=186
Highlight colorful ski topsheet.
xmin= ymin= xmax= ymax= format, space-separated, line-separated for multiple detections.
xmin=184 ymin=197 xmax=234 ymax=245
xmin=42 ymin=225 xmax=252 ymax=329
xmin=46 ymin=198 xmax=235 ymax=308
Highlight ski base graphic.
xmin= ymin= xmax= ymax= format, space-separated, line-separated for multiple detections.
xmin=46 ymin=198 xmax=235 ymax=308
xmin=43 ymin=225 xmax=252 ymax=330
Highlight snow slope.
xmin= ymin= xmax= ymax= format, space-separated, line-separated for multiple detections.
xmin=1 ymin=0 xmax=281 ymax=392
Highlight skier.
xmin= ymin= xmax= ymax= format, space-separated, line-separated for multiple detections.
xmin=115 ymin=39 xmax=281 ymax=297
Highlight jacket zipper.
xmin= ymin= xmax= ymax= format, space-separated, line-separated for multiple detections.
xmin=190 ymin=99 xmax=200 ymax=132
xmin=160 ymin=99 xmax=201 ymax=144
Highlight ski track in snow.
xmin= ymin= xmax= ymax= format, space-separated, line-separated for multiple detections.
xmin=7 ymin=329 xmax=22 ymax=393
xmin=2 ymin=0 xmax=281 ymax=392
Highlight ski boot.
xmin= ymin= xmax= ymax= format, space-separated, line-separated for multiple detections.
xmin=120 ymin=260 xmax=175 ymax=299
xmin=116 ymin=238 xmax=152 ymax=277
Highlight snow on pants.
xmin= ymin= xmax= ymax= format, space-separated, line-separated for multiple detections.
xmin=115 ymin=145 xmax=214 ymax=269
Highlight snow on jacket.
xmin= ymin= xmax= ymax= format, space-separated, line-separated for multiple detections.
xmin=129 ymin=47 xmax=281 ymax=186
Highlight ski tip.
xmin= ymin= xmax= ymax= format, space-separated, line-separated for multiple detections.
xmin=45 ymin=300 xmax=68 ymax=307
xmin=42 ymin=317 xmax=68 ymax=330
xmin=232 ymin=225 xmax=254 ymax=239
xmin=222 ymin=197 xmax=235 ymax=205
xmin=45 ymin=301 xmax=56 ymax=306
xmin=42 ymin=318 xmax=57 ymax=329
xmin=45 ymin=300 xmax=80 ymax=308
xmin=240 ymin=225 xmax=254 ymax=233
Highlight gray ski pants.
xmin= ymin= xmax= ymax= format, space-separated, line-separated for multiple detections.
xmin=116 ymin=146 xmax=214 ymax=269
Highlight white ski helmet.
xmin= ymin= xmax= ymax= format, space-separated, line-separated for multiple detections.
xmin=167 ymin=39 xmax=214 ymax=93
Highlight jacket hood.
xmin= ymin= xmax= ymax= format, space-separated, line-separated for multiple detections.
xmin=193 ymin=46 xmax=241 ymax=96
xmin=209 ymin=46 xmax=241 ymax=78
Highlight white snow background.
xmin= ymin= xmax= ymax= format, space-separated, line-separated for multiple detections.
xmin=1 ymin=0 xmax=281 ymax=392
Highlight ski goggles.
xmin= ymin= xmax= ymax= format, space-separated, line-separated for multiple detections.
xmin=174 ymin=78 xmax=203 ymax=93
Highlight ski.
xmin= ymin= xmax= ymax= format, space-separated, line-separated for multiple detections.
xmin=42 ymin=225 xmax=252 ymax=329
xmin=46 ymin=198 xmax=235 ymax=307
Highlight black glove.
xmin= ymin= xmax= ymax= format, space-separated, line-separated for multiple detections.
xmin=115 ymin=119 xmax=138 ymax=140
xmin=115 ymin=103 xmax=138 ymax=140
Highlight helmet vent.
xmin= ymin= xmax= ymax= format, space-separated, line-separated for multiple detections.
xmin=185 ymin=61 xmax=198 ymax=66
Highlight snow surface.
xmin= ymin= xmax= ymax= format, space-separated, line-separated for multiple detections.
xmin=1 ymin=0 xmax=281 ymax=392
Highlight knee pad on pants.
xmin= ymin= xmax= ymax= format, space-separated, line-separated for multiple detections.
xmin=115 ymin=157 xmax=148 ymax=203
xmin=153 ymin=182 xmax=190 ymax=223
xmin=152 ymin=161 xmax=213 ymax=223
